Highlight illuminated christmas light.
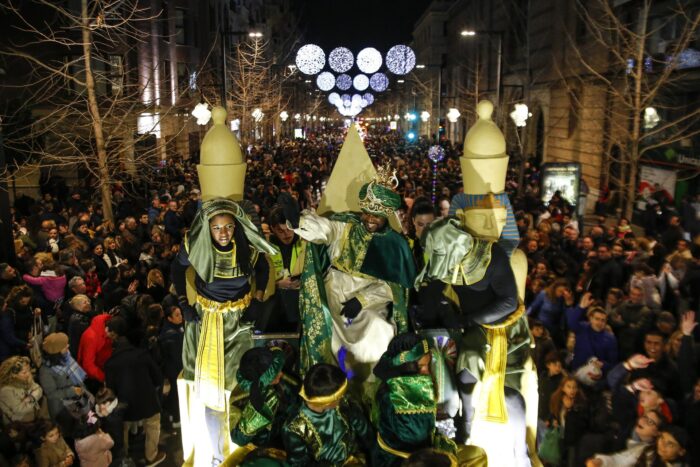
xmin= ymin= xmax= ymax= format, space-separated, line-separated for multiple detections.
xmin=353 ymin=74 xmax=369 ymax=91
xmin=336 ymin=74 xmax=352 ymax=91
xmin=316 ymin=71 xmax=335 ymax=91
xmin=386 ymin=45 xmax=416 ymax=75
xmin=357 ymin=47 xmax=383 ymax=74
xmin=362 ymin=92 xmax=374 ymax=105
xmin=295 ymin=44 xmax=326 ymax=75
xmin=369 ymin=73 xmax=389 ymax=92
xmin=328 ymin=47 xmax=354 ymax=73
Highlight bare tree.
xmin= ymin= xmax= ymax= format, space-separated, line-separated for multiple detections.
xmin=0 ymin=0 xmax=182 ymax=221
xmin=565 ymin=0 xmax=700 ymax=218
xmin=227 ymin=38 xmax=291 ymax=145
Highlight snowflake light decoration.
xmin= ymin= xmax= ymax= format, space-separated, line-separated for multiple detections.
xmin=369 ymin=73 xmax=389 ymax=92
xmin=362 ymin=92 xmax=374 ymax=105
xmin=295 ymin=44 xmax=326 ymax=75
xmin=328 ymin=47 xmax=354 ymax=73
xmin=328 ymin=92 xmax=340 ymax=105
xmin=357 ymin=47 xmax=383 ymax=74
xmin=316 ymin=72 xmax=335 ymax=91
xmin=353 ymin=74 xmax=369 ymax=91
xmin=336 ymin=74 xmax=352 ymax=91
xmin=386 ymin=45 xmax=416 ymax=75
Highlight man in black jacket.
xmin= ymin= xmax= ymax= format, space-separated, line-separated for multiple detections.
xmin=104 ymin=316 xmax=166 ymax=466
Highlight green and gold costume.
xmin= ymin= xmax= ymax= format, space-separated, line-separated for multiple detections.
xmin=171 ymin=198 xmax=279 ymax=411
xmin=282 ymin=397 xmax=373 ymax=466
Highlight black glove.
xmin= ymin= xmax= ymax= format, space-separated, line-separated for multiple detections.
xmin=180 ymin=302 xmax=200 ymax=323
xmin=241 ymin=298 xmax=263 ymax=324
xmin=278 ymin=192 xmax=300 ymax=229
xmin=340 ymin=297 xmax=362 ymax=320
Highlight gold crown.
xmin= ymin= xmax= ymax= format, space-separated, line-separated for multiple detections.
xmin=373 ymin=164 xmax=399 ymax=189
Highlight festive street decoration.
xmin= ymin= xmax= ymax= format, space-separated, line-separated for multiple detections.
xmin=369 ymin=72 xmax=389 ymax=92
xmin=362 ymin=92 xmax=374 ymax=105
xmin=428 ymin=145 xmax=445 ymax=202
xmin=295 ymin=44 xmax=326 ymax=75
xmin=328 ymin=92 xmax=340 ymax=105
xmin=316 ymin=71 xmax=336 ymax=91
xmin=336 ymin=74 xmax=352 ymax=91
xmin=386 ymin=45 xmax=416 ymax=75
xmin=353 ymin=74 xmax=369 ymax=91
xmin=328 ymin=46 xmax=354 ymax=73
xmin=357 ymin=47 xmax=383 ymax=73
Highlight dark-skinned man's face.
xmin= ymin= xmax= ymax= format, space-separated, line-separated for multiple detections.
xmin=361 ymin=212 xmax=387 ymax=233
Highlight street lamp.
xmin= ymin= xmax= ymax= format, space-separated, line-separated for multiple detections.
xmin=248 ymin=31 xmax=263 ymax=38
xmin=461 ymin=29 xmax=503 ymax=109
xmin=420 ymin=111 xmax=430 ymax=122
xmin=280 ymin=111 xmax=289 ymax=122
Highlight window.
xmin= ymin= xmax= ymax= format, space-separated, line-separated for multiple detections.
xmin=175 ymin=8 xmax=188 ymax=45
xmin=109 ymin=55 xmax=124 ymax=96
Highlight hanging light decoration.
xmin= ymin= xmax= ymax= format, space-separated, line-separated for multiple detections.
xmin=295 ymin=44 xmax=326 ymax=75
xmin=357 ymin=47 xmax=383 ymax=74
xmin=369 ymin=73 xmax=389 ymax=92
xmin=386 ymin=45 xmax=416 ymax=75
xmin=362 ymin=92 xmax=374 ymax=105
xmin=336 ymin=74 xmax=352 ymax=91
xmin=328 ymin=92 xmax=340 ymax=105
xmin=353 ymin=74 xmax=369 ymax=91
xmin=316 ymin=71 xmax=335 ymax=91
xmin=328 ymin=47 xmax=354 ymax=73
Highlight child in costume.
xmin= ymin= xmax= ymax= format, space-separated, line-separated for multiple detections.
xmin=282 ymin=363 xmax=374 ymax=466
xmin=228 ymin=346 xmax=299 ymax=463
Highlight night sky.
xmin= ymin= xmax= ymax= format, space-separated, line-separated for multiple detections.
xmin=294 ymin=0 xmax=432 ymax=52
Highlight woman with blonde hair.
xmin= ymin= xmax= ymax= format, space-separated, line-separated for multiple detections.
xmin=145 ymin=268 xmax=167 ymax=303
xmin=0 ymin=356 xmax=46 ymax=445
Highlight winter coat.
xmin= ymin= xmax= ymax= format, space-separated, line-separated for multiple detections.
xmin=34 ymin=437 xmax=73 ymax=467
xmin=104 ymin=338 xmax=162 ymax=421
xmin=0 ymin=381 xmax=43 ymax=424
xmin=22 ymin=273 xmax=67 ymax=303
xmin=77 ymin=314 xmax=113 ymax=382
xmin=38 ymin=359 xmax=89 ymax=421
xmin=0 ymin=310 xmax=26 ymax=362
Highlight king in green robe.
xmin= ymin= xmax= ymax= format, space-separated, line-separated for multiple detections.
xmin=281 ymin=168 xmax=416 ymax=381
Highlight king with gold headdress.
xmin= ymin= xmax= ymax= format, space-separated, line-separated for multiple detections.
xmin=279 ymin=162 xmax=416 ymax=383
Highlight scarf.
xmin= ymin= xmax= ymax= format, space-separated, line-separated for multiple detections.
xmin=48 ymin=353 xmax=87 ymax=386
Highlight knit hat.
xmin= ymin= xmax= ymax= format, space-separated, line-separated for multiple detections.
xmin=42 ymin=332 xmax=69 ymax=354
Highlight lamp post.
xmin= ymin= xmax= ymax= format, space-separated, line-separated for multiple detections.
xmin=461 ymin=29 xmax=503 ymax=110
xmin=510 ymin=103 xmax=531 ymax=195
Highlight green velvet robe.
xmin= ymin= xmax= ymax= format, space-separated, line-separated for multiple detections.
xmin=282 ymin=397 xmax=374 ymax=466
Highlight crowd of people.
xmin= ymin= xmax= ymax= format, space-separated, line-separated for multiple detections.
xmin=0 ymin=128 xmax=698 ymax=467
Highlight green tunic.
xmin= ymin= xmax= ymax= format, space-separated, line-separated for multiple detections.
xmin=372 ymin=375 xmax=456 ymax=466
xmin=282 ymin=397 xmax=374 ymax=466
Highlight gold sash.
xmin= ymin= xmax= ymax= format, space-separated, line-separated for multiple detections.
xmin=194 ymin=292 xmax=252 ymax=411
xmin=477 ymin=303 xmax=525 ymax=423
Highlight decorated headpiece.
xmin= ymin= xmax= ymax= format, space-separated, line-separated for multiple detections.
xmin=299 ymin=379 xmax=348 ymax=406
xmin=186 ymin=198 xmax=278 ymax=283
xmin=358 ymin=164 xmax=402 ymax=219
xmin=374 ymin=333 xmax=431 ymax=381
xmin=236 ymin=347 xmax=286 ymax=416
